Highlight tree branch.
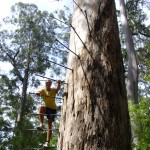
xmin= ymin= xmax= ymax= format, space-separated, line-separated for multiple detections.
xmin=14 ymin=50 xmax=20 ymax=59
xmin=6 ymin=53 xmax=24 ymax=82
xmin=138 ymin=31 xmax=150 ymax=37
xmin=132 ymin=31 xmax=150 ymax=37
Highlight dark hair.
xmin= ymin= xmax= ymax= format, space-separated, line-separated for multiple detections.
xmin=45 ymin=80 xmax=52 ymax=84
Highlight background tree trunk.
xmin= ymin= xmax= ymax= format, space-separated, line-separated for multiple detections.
xmin=119 ymin=0 xmax=139 ymax=148
xmin=119 ymin=0 xmax=138 ymax=104
xmin=58 ymin=0 xmax=131 ymax=150
xmin=17 ymin=51 xmax=30 ymax=122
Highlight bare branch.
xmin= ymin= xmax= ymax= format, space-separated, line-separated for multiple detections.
xmin=6 ymin=53 xmax=24 ymax=82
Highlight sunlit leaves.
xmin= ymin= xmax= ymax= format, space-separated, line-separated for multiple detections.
xmin=129 ymin=98 xmax=150 ymax=149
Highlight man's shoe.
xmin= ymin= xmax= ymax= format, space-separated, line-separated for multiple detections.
xmin=36 ymin=124 xmax=44 ymax=131
xmin=43 ymin=141 xmax=49 ymax=147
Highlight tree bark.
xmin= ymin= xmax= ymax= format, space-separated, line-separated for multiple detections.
xmin=58 ymin=0 xmax=131 ymax=150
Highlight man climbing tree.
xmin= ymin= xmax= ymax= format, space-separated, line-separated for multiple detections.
xmin=58 ymin=0 xmax=131 ymax=149
xmin=36 ymin=80 xmax=62 ymax=148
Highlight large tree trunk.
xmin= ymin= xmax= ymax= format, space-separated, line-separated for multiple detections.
xmin=119 ymin=0 xmax=138 ymax=104
xmin=58 ymin=0 xmax=131 ymax=150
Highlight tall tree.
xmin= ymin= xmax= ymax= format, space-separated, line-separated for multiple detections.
xmin=118 ymin=0 xmax=150 ymax=148
xmin=0 ymin=3 xmax=70 ymax=149
xmin=0 ymin=2 xmax=58 ymax=122
xmin=119 ymin=0 xmax=138 ymax=104
xmin=125 ymin=0 xmax=150 ymax=98
xmin=58 ymin=0 xmax=131 ymax=149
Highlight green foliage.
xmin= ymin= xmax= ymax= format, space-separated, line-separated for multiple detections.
xmin=0 ymin=2 xmax=57 ymax=78
xmin=137 ymin=39 xmax=150 ymax=97
xmin=126 ymin=0 xmax=149 ymax=35
xmin=129 ymin=97 xmax=150 ymax=150
xmin=0 ymin=117 xmax=11 ymax=150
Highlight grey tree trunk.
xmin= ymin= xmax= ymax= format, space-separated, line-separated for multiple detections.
xmin=58 ymin=0 xmax=131 ymax=150
xmin=119 ymin=0 xmax=138 ymax=104
xmin=17 ymin=68 xmax=29 ymax=121
xmin=119 ymin=0 xmax=139 ymax=148
xmin=17 ymin=53 xmax=30 ymax=122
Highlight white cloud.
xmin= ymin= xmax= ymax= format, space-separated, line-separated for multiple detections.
xmin=0 ymin=62 xmax=13 ymax=73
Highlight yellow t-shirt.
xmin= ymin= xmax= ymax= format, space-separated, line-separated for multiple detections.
xmin=40 ymin=88 xmax=57 ymax=109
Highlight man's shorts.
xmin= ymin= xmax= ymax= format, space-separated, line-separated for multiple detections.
xmin=46 ymin=107 xmax=57 ymax=122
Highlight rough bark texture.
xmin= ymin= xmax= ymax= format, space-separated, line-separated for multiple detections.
xmin=58 ymin=0 xmax=131 ymax=150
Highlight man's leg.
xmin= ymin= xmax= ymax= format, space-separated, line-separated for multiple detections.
xmin=44 ymin=108 xmax=56 ymax=147
xmin=47 ymin=118 xmax=52 ymax=143
xmin=37 ymin=105 xmax=46 ymax=130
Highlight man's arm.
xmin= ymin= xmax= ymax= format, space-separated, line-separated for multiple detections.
xmin=36 ymin=90 xmax=42 ymax=96
xmin=55 ymin=80 xmax=62 ymax=93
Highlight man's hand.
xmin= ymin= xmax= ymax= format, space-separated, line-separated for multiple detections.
xmin=36 ymin=92 xmax=41 ymax=96
xmin=56 ymin=80 xmax=62 ymax=92
xmin=57 ymin=80 xmax=62 ymax=84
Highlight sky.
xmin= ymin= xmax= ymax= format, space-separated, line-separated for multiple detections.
xmin=0 ymin=0 xmax=71 ymax=19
